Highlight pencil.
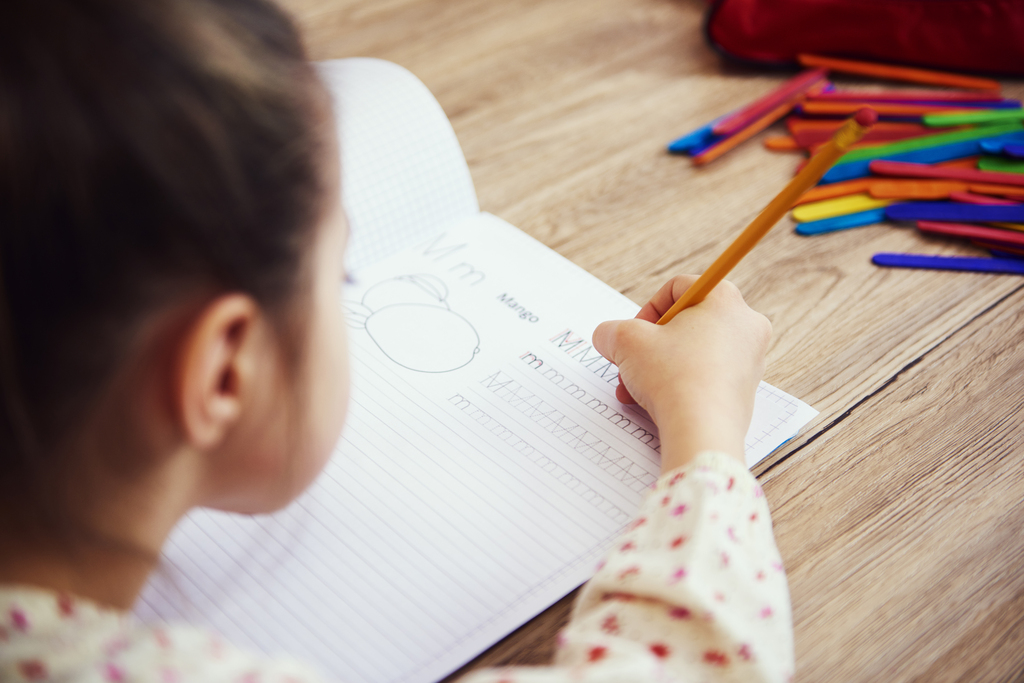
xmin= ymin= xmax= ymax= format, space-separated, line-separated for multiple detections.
xmin=656 ymin=109 xmax=877 ymax=325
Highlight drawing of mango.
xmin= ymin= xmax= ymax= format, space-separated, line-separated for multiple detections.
xmin=345 ymin=274 xmax=480 ymax=373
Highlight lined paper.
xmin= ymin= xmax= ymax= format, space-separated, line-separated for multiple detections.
xmin=137 ymin=59 xmax=817 ymax=683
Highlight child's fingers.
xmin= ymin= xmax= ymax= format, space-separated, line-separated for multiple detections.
xmin=594 ymin=318 xmax=645 ymax=404
xmin=634 ymin=275 xmax=701 ymax=323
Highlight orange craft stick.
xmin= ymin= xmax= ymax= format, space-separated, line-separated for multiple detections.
xmin=794 ymin=178 xmax=873 ymax=204
xmin=787 ymin=118 xmax=924 ymax=133
xmin=868 ymin=179 xmax=968 ymax=199
xmin=692 ymin=100 xmax=796 ymax=165
xmin=658 ymin=110 xmax=877 ymax=324
xmin=797 ymin=54 xmax=1001 ymax=92
xmin=968 ymin=183 xmax=1024 ymax=200
xmin=801 ymin=101 xmax=981 ymax=117
xmin=764 ymin=135 xmax=802 ymax=151
xmin=694 ymin=82 xmax=830 ymax=164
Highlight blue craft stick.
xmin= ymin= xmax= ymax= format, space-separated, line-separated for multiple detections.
xmin=821 ymin=131 xmax=1024 ymax=184
xmin=795 ymin=208 xmax=887 ymax=235
xmin=668 ymin=111 xmax=734 ymax=154
xmin=885 ymin=202 xmax=1024 ymax=223
xmin=980 ymin=140 xmax=1007 ymax=155
xmin=872 ymin=253 xmax=1024 ymax=275
xmin=987 ymin=248 xmax=1024 ymax=261
xmin=1005 ymin=144 xmax=1024 ymax=160
xmin=687 ymin=136 xmax=726 ymax=157
xmin=668 ymin=123 xmax=716 ymax=154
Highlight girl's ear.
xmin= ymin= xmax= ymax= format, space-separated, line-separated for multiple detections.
xmin=174 ymin=294 xmax=265 ymax=450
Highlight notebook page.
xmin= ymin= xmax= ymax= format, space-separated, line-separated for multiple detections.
xmin=136 ymin=213 xmax=816 ymax=683
xmin=317 ymin=58 xmax=479 ymax=272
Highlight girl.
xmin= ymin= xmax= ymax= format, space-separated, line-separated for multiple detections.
xmin=0 ymin=0 xmax=792 ymax=681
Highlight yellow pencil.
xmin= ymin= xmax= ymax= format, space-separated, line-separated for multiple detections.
xmin=657 ymin=108 xmax=877 ymax=325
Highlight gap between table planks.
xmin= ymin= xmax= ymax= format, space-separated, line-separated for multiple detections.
xmin=276 ymin=0 xmax=1024 ymax=679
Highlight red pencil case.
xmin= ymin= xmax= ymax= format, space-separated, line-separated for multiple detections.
xmin=704 ymin=0 xmax=1024 ymax=77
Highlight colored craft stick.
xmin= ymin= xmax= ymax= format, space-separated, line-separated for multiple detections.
xmin=924 ymin=108 xmax=1024 ymax=127
xmin=991 ymin=224 xmax=1024 ymax=235
xmin=968 ymin=183 xmax=1024 ymax=200
xmin=692 ymin=99 xmax=799 ymax=165
xmin=795 ymin=208 xmax=887 ymax=235
xmin=984 ymin=247 xmax=1024 ymax=261
xmin=980 ymin=140 xmax=1008 ymax=155
xmin=711 ymin=68 xmax=828 ymax=137
xmin=886 ymin=202 xmax=1024 ymax=223
xmin=801 ymin=102 xmax=1014 ymax=118
xmin=869 ymin=159 xmax=1024 ymax=187
xmin=764 ymin=135 xmax=802 ymax=151
xmin=792 ymin=193 xmax=892 ymax=222
xmin=979 ymin=157 xmax=1024 ymax=173
xmin=838 ymin=124 xmax=1022 ymax=164
xmin=868 ymin=179 xmax=967 ymax=200
xmin=797 ymin=54 xmax=1001 ymax=91
xmin=795 ymin=178 xmax=874 ymax=205
xmin=823 ymin=133 xmax=1024 ymax=184
xmin=668 ymin=115 xmax=726 ymax=154
xmin=949 ymin=191 xmax=1021 ymax=205
xmin=871 ymin=253 xmax=1024 ymax=274
xmin=790 ymin=122 xmax=950 ymax=148
xmin=917 ymin=220 xmax=1024 ymax=247
xmin=1004 ymin=144 xmax=1024 ymax=159
xmin=810 ymin=90 xmax=1012 ymax=103
xmin=657 ymin=110 xmax=876 ymax=323
xmin=938 ymin=157 xmax=983 ymax=170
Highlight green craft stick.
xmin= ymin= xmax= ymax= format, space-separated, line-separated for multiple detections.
xmin=978 ymin=156 xmax=1024 ymax=174
xmin=837 ymin=122 xmax=1024 ymax=164
xmin=924 ymin=108 xmax=1024 ymax=127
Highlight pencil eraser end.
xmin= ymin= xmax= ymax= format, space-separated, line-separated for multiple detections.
xmin=854 ymin=108 xmax=878 ymax=127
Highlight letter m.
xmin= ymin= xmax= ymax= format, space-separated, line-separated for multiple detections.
xmin=549 ymin=329 xmax=585 ymax=353
xmin=420 ymin=233 xmax=466 ymax=261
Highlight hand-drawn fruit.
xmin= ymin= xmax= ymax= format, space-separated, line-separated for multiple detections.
xmin=345 ymin=274 xmax=480 ymax=373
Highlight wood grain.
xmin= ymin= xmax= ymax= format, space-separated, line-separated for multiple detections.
xmin=770 ymin=285 xmax=1024 ymax=681
xmin=274 ymin=0 xmax=1024 ymax=679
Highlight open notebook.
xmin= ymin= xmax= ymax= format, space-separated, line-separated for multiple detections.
xmin=136 ymin=59 xmax=817 ymax=683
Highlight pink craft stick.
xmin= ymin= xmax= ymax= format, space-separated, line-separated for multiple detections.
xmin=712 ymin=68 xmax=828 ymax=137
xmin=810 ymin=90 xmax=1012 ymax=103
xmin=869 ymin=160 xmax=1024 ymax=188
xmin=949 ymin=191 xmax=1021 ymax=205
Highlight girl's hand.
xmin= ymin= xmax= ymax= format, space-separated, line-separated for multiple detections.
xmin=592 ymin=276 xmax=771 ymax=473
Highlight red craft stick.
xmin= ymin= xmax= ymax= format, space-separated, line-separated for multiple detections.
xmin=712 ymin=68 xmax=828 ymax=137
xmin=791 ymin=123 xmax=939 ymax=148
xmin=950 ymin=191 xmax=1021 ymax=205
xmin=917 ymin=220 xmax=1024 ymax=247
xmin=870 ymin=160 xmax=1024 ymax=188
xmin=801 ymin=101 xmax=981 ymax=117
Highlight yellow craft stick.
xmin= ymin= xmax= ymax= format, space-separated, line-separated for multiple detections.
xmin=791 ymin=193 xmax=893 ymax=223
xmin=657 ymin=109 xmax=877 ymax=325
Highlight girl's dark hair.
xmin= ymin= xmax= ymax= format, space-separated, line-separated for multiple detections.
xmin=0 ymin=0 xmax=328 ymax=516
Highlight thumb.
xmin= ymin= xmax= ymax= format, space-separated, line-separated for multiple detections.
xmin=592 ymin=319 xmax=626 ymax=366
xmin=593 ymin=319 xmax=639 ymax=405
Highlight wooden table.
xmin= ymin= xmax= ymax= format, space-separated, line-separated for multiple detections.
xmin=280 ymin=0 xmax=1024 ymax=679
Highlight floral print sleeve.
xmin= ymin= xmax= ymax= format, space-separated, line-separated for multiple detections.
xmin=0 ymin=587 xmax=325 ymax=683
xmin=0 ymin=452 xmax=791 ymax=683
xmin=465 ymin=451 xmax=794 ymax=683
